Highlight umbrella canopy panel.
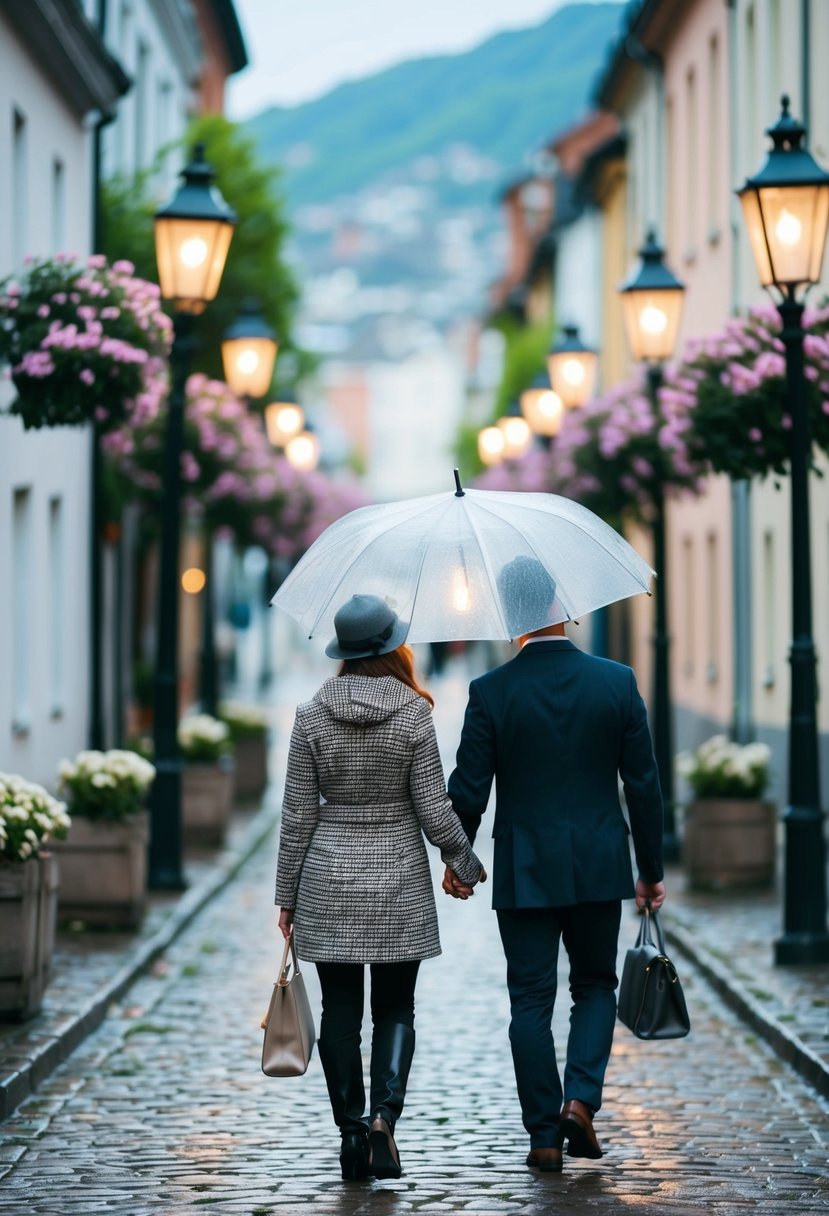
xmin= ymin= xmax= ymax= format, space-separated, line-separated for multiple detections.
xmin=272 ymin=487 xmax=654 ymax=644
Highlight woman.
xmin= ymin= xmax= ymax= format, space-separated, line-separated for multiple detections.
xmin=275 ymin=593 xmax=484 ymax=1181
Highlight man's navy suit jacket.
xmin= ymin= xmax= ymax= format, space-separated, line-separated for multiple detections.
xmin=447 ymin=639 xmax=664 ymax=909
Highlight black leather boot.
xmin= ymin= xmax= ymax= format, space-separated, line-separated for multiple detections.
xmin=368 ymin=1023 xmax=415 ymax=1179
xmin=318 ymin=1036 xmax=370 ymax=1180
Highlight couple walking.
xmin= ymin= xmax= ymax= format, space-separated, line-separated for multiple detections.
xmin=274 ymin=556 xmax=665 ymax=1181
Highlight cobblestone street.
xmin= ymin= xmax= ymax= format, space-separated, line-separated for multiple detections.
xmin=1 ymin=660 xmax=828 ymax=1215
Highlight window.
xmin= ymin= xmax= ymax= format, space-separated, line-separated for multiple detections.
xmin=13 ymin=108 xmax=28 ymax=266
xmin=762 ymin=530 xmax=775 ymax=689
xmin=48 ymin=497 xmax=65 ymax=715
xmin=706 ymin=532 xmax=719 ymax=683
xmin=12 ymin=488 xmax=32 ymax=732
xmin=682 ymin=536 xmax=694 ymax=678
xmin=685 ymin=67 xmax=697 ymax=258
xmin=51 ymin=158 xmax=66 ymax=254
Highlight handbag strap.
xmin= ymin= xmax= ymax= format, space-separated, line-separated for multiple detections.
xmin=278 ymin=933 xmax=300 ymax=985
xmin=637 ymin=905 xmax=668 ymax=954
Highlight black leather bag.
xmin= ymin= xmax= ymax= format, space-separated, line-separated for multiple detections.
xmin=617 ymin=908 xmax=690 ymax=1040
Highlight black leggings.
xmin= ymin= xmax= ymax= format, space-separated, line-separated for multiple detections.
xmin=316 ymin=961 xmax=420 ymax=1039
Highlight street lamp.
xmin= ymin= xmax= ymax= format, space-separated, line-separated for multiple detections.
xmin=265 ymin=397 xmax=305 ymax=447
xmin=189 ymin=302 xmax=281 ymax=718
xmin=285 ymin=425 xmax=321 ymax=472
xmin=620 ymin=229 xmax=686 ymax=861
xmin=520 ymin=373 xmax=564 ymax=446
xmin=150 ymin=145 xmax=236 ymax=889
xmin=478 ymin=424 xmax=506 ymax=467
xmin=737 ymin=96 xmax=829 ymax=965
xmin=221 ymin=299 xmax=279 ymax=400
xmin=548 ymin=324 xmax=598 ymax=410
xmin=496 ymin=400 xmax=533 ymax=461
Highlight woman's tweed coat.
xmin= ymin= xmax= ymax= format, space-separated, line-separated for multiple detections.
xmin=274 ymin=674 xmax=482 ymax=964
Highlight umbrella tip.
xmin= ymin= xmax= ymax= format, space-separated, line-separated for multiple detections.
xmin=453 ymin=468 xmax=464 ymax=497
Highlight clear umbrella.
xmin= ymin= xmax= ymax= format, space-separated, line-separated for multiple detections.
xmin=272 ymin=472 xmax=654 ymax=643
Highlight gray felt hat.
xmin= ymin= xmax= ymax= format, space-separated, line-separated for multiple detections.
xmin=325 ymin=594 xmax=409 ymax=660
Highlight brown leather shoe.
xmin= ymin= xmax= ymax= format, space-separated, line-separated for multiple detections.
xmin=526 ymin=1147 xmax=563 ymax=1172
xmin=560 ymin=1099 xmax=603 ymax=1159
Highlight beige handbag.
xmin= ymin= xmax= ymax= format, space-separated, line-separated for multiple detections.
xmin=261 ymin=933 xmax=316 ymax=1077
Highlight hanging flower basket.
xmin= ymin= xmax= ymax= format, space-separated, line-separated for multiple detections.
xmin=0 ymin=255 xmax=172 ymax=431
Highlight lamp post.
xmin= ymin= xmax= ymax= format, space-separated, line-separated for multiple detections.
xmin=149 ymin=144 xmax=236 ymax=889
xmin=189 ymin=302 xmax=280 ymax=717
xmin=620 ymin=229 xmax=686 ymax=861
xmin=737 ymin=96 xmax=829 ymax=965
xmin=547 ymin=324 xmax=598 ymax=411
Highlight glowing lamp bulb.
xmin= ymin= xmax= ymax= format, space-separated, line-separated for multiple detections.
xmin=236 ymin=348 xmax=260 ymax=375
xmin=562 ymin=358 xmax=585 ymax=386
xmin=640 ymin=305 xmax=668 ymax=336
xmin=775 ymin=208 xmax=802 ymax=247
xmin=179 ymin=237 xmax=208 ymax=268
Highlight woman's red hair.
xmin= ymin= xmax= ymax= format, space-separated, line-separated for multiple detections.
xmin=338 ymin=644 xmax=434 ymax=707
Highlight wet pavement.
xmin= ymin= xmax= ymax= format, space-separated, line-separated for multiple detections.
xmin=0 ymin=650 xmax=827 ymax=1214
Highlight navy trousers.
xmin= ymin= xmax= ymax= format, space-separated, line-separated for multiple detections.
xmin=496 ymin=901 xmax=622 ymax=1148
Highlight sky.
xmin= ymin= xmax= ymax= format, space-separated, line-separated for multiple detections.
xmin=227 ymin=0 xmax=606 ymax=118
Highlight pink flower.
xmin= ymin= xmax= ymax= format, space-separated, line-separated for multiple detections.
xmin=80 ymin=368 xmax=96 ymax=386
xmin=37 ymin=304 xmax=50 ymax=318
xmin=749 ymin=427 xmax=763 ymax=443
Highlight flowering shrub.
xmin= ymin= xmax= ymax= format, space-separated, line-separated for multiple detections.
xmin=0 ymin=774 xmax=70 ymax=863
xmin=0 ymin=255 xmax=171 ymax=430
xmin=677 ymin=735 xmax=771 ymax=800
xmin=219 ymin=701 xmax=270 ymax=742
xmin=664 ymin=302 xmax=829 ymax=482
xmin=57 ymin=750 xmax=156 ymax=823
xmin=105 ymin=373 xmax=370 ymax=559
xmin=550 ymin=372 xmax=707 ymax=525
xmin=473 ymin=446 xmax=553 ymax=492
xmin=178 ymin=714 xmax=232 ymax=764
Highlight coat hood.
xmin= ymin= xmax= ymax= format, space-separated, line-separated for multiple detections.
xmin=315 ymin=675 xmax=422 ymax=725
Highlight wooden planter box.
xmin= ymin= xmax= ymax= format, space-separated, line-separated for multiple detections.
xmin=683 ymin=798 xmax=777 ymax=890
xmin=0 ymin=854 xmax=59 ymax=1021
xmin=51 ymin=813 xmax=149 ymax=929
xmin=232 ymin=733 xmax=269 ymax=802
xmin=182 ymin=756 xmax=235 ymax=846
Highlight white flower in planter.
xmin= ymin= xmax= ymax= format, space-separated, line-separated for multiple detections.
xmin=0 ymin=772 xmax=69 ymax=863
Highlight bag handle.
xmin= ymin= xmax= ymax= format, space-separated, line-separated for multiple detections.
xmin=261 ymin=933 xmax=301 ymax=1029
xmin=636 ymin=904 xmax=668 ymax=954
xmin=278 ymin=932 xmax=301 ymax=985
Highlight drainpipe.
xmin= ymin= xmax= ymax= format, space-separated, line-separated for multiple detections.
xmin=801 ymin=0 xmax=810 ymax=141
xmin=726 ymin=0 xmax=754 ymax=743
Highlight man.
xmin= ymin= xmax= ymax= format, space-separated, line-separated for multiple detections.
xmin=445 ymin=556 xmax=665 ymax=1173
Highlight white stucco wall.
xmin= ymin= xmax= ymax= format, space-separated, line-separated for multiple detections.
xmin=0 ymin=12 xmax=95 ymax=786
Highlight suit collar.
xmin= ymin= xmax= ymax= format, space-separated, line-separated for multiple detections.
xmin=516 ymin=638 xmax=579 ymax=657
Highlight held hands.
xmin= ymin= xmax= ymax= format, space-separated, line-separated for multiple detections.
xmin=278 ymin=907 xmax=294 ymax=940
xmin=442 ymin=865 xmax=487 ymax=900
xmin=635 ymin=879 xmax=666 ymax=911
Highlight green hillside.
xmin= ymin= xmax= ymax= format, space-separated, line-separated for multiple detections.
xmin=246 ymin=3 xmax=624 ymax=206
